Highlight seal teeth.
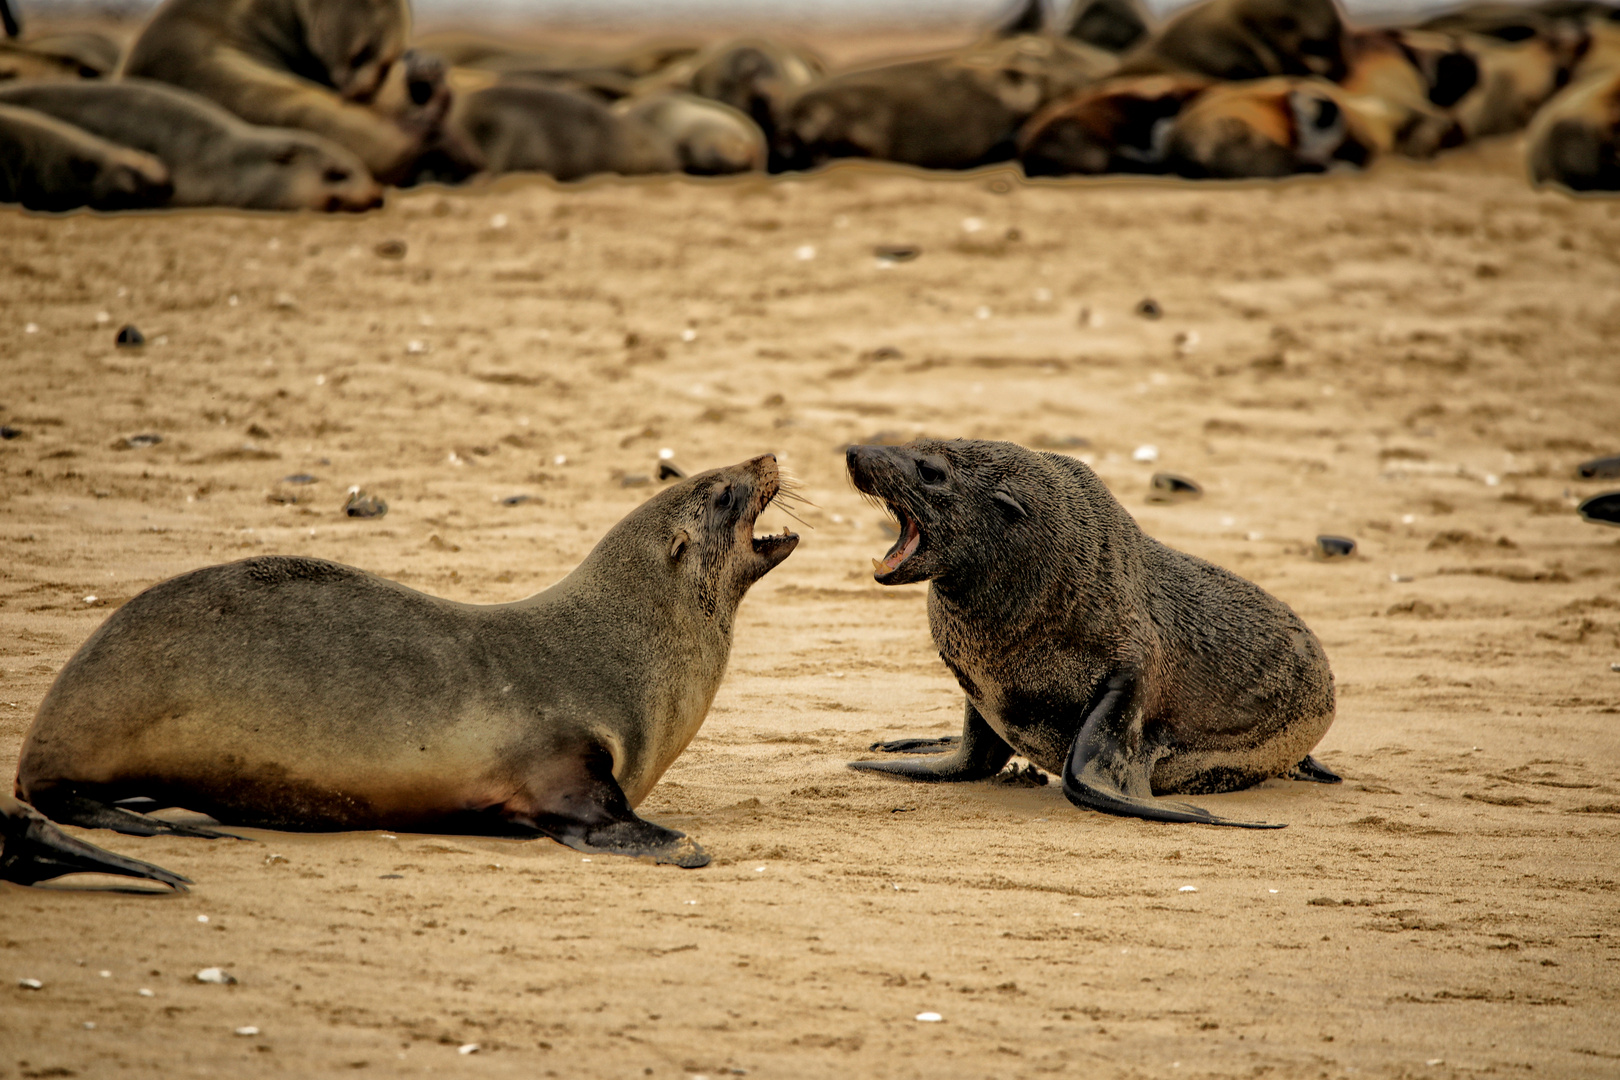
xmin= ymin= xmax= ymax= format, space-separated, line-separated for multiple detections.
xmin=872 ymin=558 xmax=886 ymax=574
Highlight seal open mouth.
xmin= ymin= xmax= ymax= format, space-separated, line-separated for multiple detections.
xmin=872 ymin=505 xmax=922 ymax=579
xmin=749 ymin=469 xmax=801 ymax=570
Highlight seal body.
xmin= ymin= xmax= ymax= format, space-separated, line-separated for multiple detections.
xmin=17 ymin=456 xmax=798 ymax=866
xmin=0 ymin=103 xmax=173 ymax=211
xmin=846 ymin=439 xmax=1337 ymax=828
xmin=453 ymin=82 xmax=678 ymax=179
xmin=1118 ymin=0 xmax=1349 ymax=82
xmin=0 ymin=80 xmax=381 ymax=210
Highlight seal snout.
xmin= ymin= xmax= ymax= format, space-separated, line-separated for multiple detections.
xmin=845 ymin=444 xmax=931 ymax=584
xmin=743 ymin=454 xmax=800 ymax=571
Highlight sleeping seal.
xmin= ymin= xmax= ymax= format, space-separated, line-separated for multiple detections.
xmin=0 ymin=103 xmax=173 ymax=211
xmin=845 ymin=439 xmax=1338 ymax=828
xmin=16 ymin=456 xmax=799 ymax=867
xmin=2 ymin=793 xmax=189 ymax=890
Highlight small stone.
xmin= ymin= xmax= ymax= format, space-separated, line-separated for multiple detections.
xmin=1132 ymin=444 xmax=1160 ymax=463
xmin=235 ymin=1026 xmax=260 ymax=1037
xmin=658 ymin=461 xmax=686 ymax=481
xmin=195 ymin=968 xmax=237 ymax=985
xmin=18 ymin=978 xmax=43 ymax=990
xmin=1577 ymin=491 xmax=1620 ymax=527
xmin=0 ymin=425 xmax=20 ymax=439
xmin=873 ymin=244 xmax=919 ymax=262
xmin=862 ymin=345 xmax=903 ymax=362
xmin=915 ymin=1012 xmax=943 ymax=1022
xmin=490 ymin=213 xmax=508 ymax=229
xmin=680 ymin=328 xmax=697 ymax=343
xmin=24 ymin=322 xmax=39 ymax=334
xmin=794 ymin=244 xmax=816 ymax=261
xmin=458 ymin=1043 xmax=479 ymax=1055
xmin=961 ymin=217 xmax=984 ymax=232
xmin=1135 ymin=298 xmax=1162 ymax=319
xmin=1179 ymin=885 xmax=1198 ymax=893
xmin=1315 ymin=535 xmax=1356 ymax=558
xmin=343 ymin=490 xmax=387 ymax=518
xmin=273 ymin=293 xmax=297 ymax=310
xmin=1147 ymin=473 xmax=1201 ymax=503
xmin=115 ymin=325 xmax=145 ymax=347
xmin=406 ymin=340 xmax=427 ymax=355
xmin=138 ymin=988 xmax=155 ymax=997
xmin=374 ymin=239 xmax=408 ymax=260
xmin=500 ymin=494 xmax=534 ymax=505
xmin=281 ymin=473 xmax=317 ymax=485
xmin=115 ymin=433 xmax=162 ymax=450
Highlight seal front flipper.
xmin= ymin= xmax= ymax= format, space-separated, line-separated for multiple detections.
xmin=515 ymin=747 xmax=710 ymax=869
xmin=869 ymin=735 xmax=960 ymax=754
xmin=849 ymin=701 xmax=1013 ymax=781
xmin=1 ymin=795 xmax=191 ymax=890
xmin=1287 ymin=754 xmax=1342 ymax=784
xmin=25 ymin=789 xmax=238 ymax=840
xmin=1062 ymin=674 xmax=1285 ymax=829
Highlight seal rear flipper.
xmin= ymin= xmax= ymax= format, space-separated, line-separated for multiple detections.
xmin=515 ymin=747 xmax=711 ymax=869
xmin=2 ymin=798 xmax=190 ymax=890
xmin=1287 ymin=754 xmax=1342 ymax=784
xmin=1063 ymin=673 xmax=1285 ymax=830
xmin=849 ymin=701 xmax=1013 ymax=781
xmin=25 ymin=790 xmax=239 ymax=840
xmin=869 ymin=735 xmax=961 ymax=754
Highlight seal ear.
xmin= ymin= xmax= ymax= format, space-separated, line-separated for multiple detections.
xmin=670 ymin=530 xmax=690 ymax=561
xmin=993 ymin=490 xmax=1026 ymax=521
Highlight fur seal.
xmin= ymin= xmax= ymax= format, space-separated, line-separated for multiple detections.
xmin=1526 ymin=63 xmax=1620 ymax=189
xmin=1166 ymin=76 xmax=1376 ymax=178
xmin=1118 ymin=0 xmax=1349 ymax=83
xmin=454 ymin=81 xmax=678 ymax=179
xmin=2 ymin=793 xmax=189 ymax=890
xmin=1339 ymin=29 xmax=1473 ymax=157
xmin=1061 ymin=0 xmax=1155 ymax=54
xmin=0 ymin=102 xmax=173 ymax=211
xmin=1019 ymin=74 xmax=1212 ymax=175
xmin=122 ymin=0 xmax=461 ymax=185
xmin=0 ymin=80 xmax=382 ymax=210
xmin=778 ymin=35 xmax=1116 ymax=171
xmin=844 ymin=439 xmax=1338 ymax=828
xmin=619 ymin=91 xmax=765 ymax=174
xmin=16 ymin=456 xmax=798 ymax=868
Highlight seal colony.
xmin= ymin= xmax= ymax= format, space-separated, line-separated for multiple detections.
xmin=15 ymin=455 xmax=799 ymax=869
xmin=846 ymin=439 xmax=1338 ymax=829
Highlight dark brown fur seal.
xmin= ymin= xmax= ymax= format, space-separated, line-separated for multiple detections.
xmin=778 ymin=35 xmax=1116 ymax=171
xmin=453 ymin=81 xmax=678 ymax=179
xmin=1118 ymin=0 xmax=1349 ymax=82
xmin=16 ymin=456 xmax=797 ymax=868
xmin=1060 ymin=0 xmax=1155 ymax=54
xmin=845 ymin=439 xmax=1338 ymax=828
xmin=1526 ymin=63 xmax=1620 ymax=189
xmin=1019 ymin=74 xmax=1212 ymax=175
xmin=0 ymin=80 xmax=382 ymax=210
xmin=0 ymin=102 xmax=173 ymax=211
xmin=2 ymin=793 xmax=189 ymax=890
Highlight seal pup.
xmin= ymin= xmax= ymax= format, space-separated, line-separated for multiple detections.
xmin=122 ymin=0 xmax=451 ymax=185
xmin=1117 ymin=0 xmax=1349 ymax=83
xmin=777 ymin=35 xmax=1116 ymax=171
xmin=1019 ymin=74 xmax=1212 ymax=174
xmin=453 ymin=81 xmax=679 ymax=179
xmin=1526 ymin=63 xmax=1620 ymax=189
xmin=619 ymin=92 xmax=766 ymax=174
xmin=0 ymin=103 xmax=173 ymax=211
xmin=16 ymin=456 xmax=799 ymax=868
xmin=844 ymin=440 xmax=1337 ymax=828
xmin=1339 ymin=29 xmax=1474 ymax=157
xmin=1166 ymin=76 xmax=1377 ymax=178
xmin=2 ymin=793 xmax=189 ymax=890
xmin=1059 ymin=0 xmax=1155 ymax=54
xmin=0 ymin=80 xmax=382 ymax=210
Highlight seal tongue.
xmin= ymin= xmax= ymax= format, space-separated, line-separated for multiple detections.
xmin=877 ymin=516 xmax=921 ymax=574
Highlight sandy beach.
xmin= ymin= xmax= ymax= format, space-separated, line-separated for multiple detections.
xmin=2 ymin=134 xmax=1618 ymax=1078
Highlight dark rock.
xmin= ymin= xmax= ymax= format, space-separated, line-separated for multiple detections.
xmin=1135 ymin=298 xmax=1162 ymax=319
xmin=874 ymin=244 xmax=920 ymax=262
xmin=281 ymin=473 xmax=318 ymax=485
xmin=115 ymin=324 xmax=145 ymax=347
xmin=374 ymin=239 xmax=408 ymax=260
xmin=500 ymin=494 xmax=534 ymax=505
xmin=343 ymin=490 xmax=387 ymax=518
xmin=1576 ymin=456 xmax=1620 ymax=480
xmin=0 ymin=425 xmax=20 ymax=440
xmin=1578 ymin=491 xmax=1620 ymax=527
xmin=1315 ymin=534 xmax=1357 ymax=558
xmin=114 ymin=433 xmax=162 ymax=449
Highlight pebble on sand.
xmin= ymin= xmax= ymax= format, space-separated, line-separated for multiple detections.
xmin=874 ymin=243 xmax=920 ymax=262
xmin=458 ymin=1043 xmax=479 ymax=1055
xmin=1179 ymin=886 xmax=1199 ymax=893
xmin=0 ymin=425 xmax=20 ymax=440
xmin=344 ymin=489 xmax=388 ymax=518
xmin=1136 ymin=298 xmax=1162 ymax=319
xmin=235 ymin=1026 xmax=260 ymax=1037
xmin=1315 ymin=535 xmax=1357 ymax=558
xmin=1133 ymin=444 xmax=1160 ymax=463
xmin=18 ymin=978 xmax=43 ymax=990
xmin=115 ymin=433 xmax=162 ymax=450
xmin=374 ymin=239 xmax=408 ymax=260
xmin=915 ymin=1012 xmax=943 ymax=1022
xmin=195 ymin=968 xmax=237 ymax=985
xmin=115 ymin=324 xmax=146 ymax=347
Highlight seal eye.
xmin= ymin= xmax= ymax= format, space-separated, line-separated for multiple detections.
xmin=917 ymin=461 xmax=946 ymax=485
xmin=715 ymin=487 xmax=734 ymax=509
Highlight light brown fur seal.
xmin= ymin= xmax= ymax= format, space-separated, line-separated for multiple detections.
xmin=0 ymin=102 xmax=172 ymax=211
xmin=0 ymin=79 xmax=381 ymax=210
xmin=16 ymin=456 xmax=799 ymax=868
xmin=1166 ymin=76 xmax=1377 ymax=178
xmin=122 ymin=0 xmax=454 ymax=184
xmin=845 ymin=440 xmax=1338 ymax=828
